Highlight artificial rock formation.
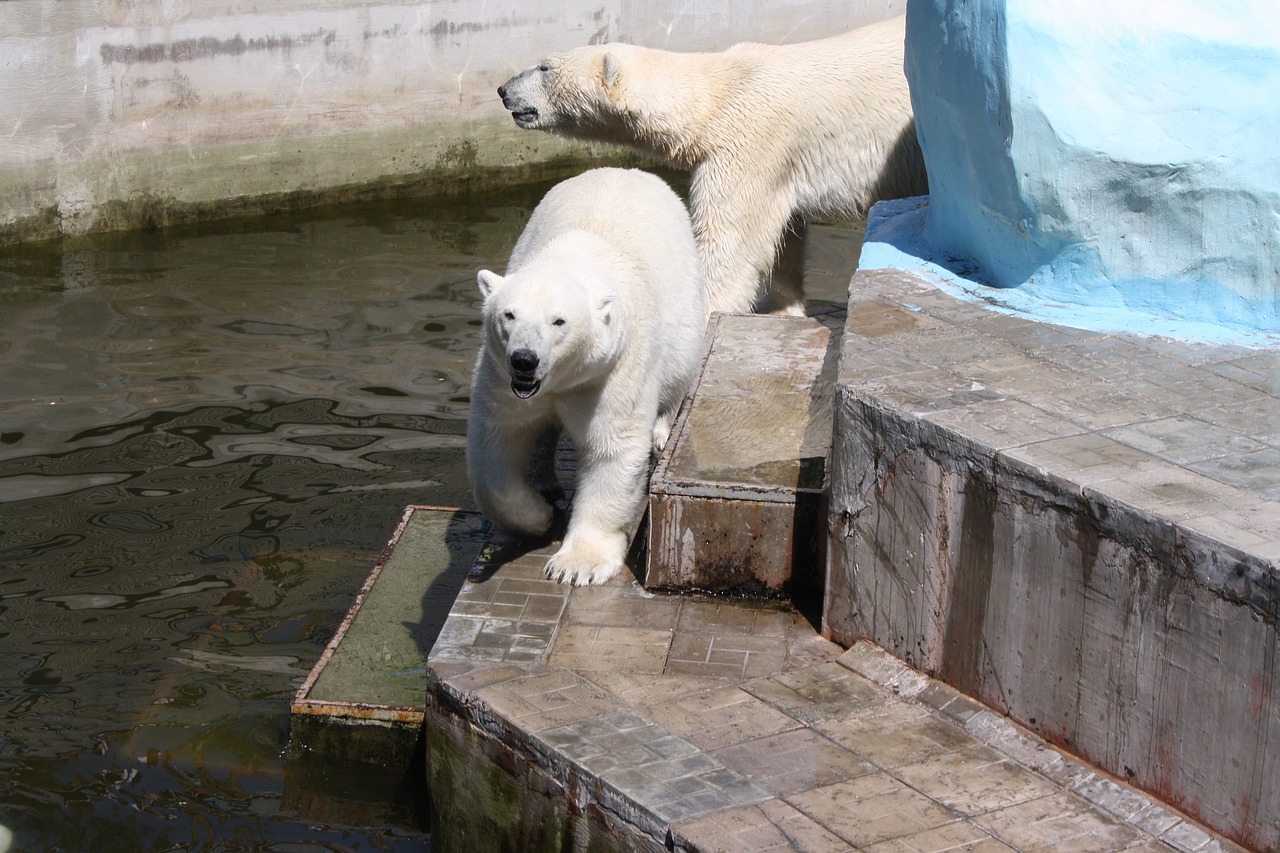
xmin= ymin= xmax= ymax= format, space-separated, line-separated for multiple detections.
xmin=904 ymin=0 xmax=1280 ymax=334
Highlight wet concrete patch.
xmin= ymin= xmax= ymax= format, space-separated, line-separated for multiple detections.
xmin=647 ymin=311 xmax=843 ymax=596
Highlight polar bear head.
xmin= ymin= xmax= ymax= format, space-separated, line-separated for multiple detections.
xmin=498 ymin=46 xmax=623 ymax=135
xmin=476 ymin=265 xmax=619 ymax=400
xmin=497 ymin=45 xmax=698 ymax=163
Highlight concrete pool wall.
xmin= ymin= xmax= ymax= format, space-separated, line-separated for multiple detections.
xmin=1 ymin=0 xmax=903 ymax=246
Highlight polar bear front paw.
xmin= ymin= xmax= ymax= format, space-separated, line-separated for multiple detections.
xmin=544 ymin=539 xmax=624 ymax=586
xmin=652 ymin=410 xmax=675 ymax=454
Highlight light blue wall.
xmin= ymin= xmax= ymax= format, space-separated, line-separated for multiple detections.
xmin=901 ymin=0 xmax=1280 ymax=339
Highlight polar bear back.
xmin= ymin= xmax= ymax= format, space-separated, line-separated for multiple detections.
xmin=509 ymin=166 xmax=707 ymax=321
xmin=511 ymin=169 xmax=692 ymax=270
xmin=703 ymin=18 xmax=920 ymax=215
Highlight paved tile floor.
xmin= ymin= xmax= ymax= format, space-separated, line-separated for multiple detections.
xmin=428 ymin=534 xmax=1247 ymax=852
xmin=427 ymin=267 xmax=1279 ymax=851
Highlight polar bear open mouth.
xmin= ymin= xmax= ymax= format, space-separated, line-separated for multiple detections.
xmin=511 ymin=377 xmax=541 ymax=398
xmin=510 ymin=108 xmax=539 ymax=127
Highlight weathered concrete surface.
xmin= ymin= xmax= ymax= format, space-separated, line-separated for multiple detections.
xmin=825 ymin=266 xmax=1280 ymax=851
xmin=647 ymin=312 xmax=842 ymax=596
xmin=2 ymin=0 xmax=904 ymax=245
xmin=290 ymin=505 xmax=486 ymax=767
xmin=429 ymin=696 xmax=668 ymax=853
xmin=426 ymin=527 xmax=1244 ymax=852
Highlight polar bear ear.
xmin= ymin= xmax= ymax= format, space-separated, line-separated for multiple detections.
xmin=601 ymin=52 xmax=621 ymax=89
xmin=477 ymin=269 xmax=503 ymax=299
xmin=596 ymin=293 xmax=616 ymax=325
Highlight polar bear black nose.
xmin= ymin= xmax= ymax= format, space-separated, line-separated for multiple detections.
xmin=509 ymin=348 xmax=539 ymax=375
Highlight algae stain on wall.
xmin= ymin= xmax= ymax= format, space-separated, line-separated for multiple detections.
xmin=2 ymin=0 xmax=903 ymax=245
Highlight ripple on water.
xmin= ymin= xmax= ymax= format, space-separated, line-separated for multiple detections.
xmin=0 ymin=184 xmax=867 ymax=849
xmin=0 ymin=188 xmax=548 ymax=849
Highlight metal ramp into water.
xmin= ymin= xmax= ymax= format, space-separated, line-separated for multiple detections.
xmin=289 ymin=506 xmax=488 ymax=765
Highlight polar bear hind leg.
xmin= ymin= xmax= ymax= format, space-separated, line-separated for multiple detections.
xmin=757 ymin=218 xmax=809 ymax=316
xmin=467 ymin=415 xmax=556 ymax=538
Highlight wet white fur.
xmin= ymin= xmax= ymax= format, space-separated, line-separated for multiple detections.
xmin=499 ymin=16 xmax=927 ymax=316
xmin=494 ymin=16 xmax=926 ymax=315
xmin=467 ymin=168 xmax=706 ymax=586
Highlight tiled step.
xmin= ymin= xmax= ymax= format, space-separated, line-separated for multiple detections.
xmin=424 ymin=537 xmax=1245 ymax=853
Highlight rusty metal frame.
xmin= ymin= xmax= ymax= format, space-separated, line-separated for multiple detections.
xmin=289 ymin=504 xmax=478 ymax=726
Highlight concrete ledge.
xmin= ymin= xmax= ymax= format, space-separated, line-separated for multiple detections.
xmin=646 ymin=312 xmax=842 ymax=596
xmin=425 ymin=528 xmax=1244 ymax=851
xmin=824 ymin=267 xmax=1280 ymax=851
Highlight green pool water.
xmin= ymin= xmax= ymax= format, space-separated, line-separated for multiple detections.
xmin=0 ymin=176 xmax=862 ymax=852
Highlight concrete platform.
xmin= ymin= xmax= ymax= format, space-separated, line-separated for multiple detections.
xmin=826 ymin=268 xmax=1280 ymax=850
xmin=300 ymin=264 xmax=1274 ymax=851
xmin=425 ymin=537 xmax=1245 ymax=852
xmin=421 ymin=264 xmax=1275 ymax=850
xmin=647 ymin=311 xmax=842 ymax=597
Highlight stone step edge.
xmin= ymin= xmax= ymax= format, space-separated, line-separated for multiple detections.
xmin=425 ymin=639 xmax=1234 ymax=852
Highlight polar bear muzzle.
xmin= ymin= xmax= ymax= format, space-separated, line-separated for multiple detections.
xmin=497 ymin=76 xmax=541 ymax=129
xmin=509 ymin=348 xmax=542 ymax=399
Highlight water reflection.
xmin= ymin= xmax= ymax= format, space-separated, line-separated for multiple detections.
xmin=0 ymin=189 xmax=542 ymax=851
xmin=0 ymin=179 xmax=862 ymax=851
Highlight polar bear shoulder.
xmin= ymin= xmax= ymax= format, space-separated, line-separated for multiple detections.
xmin=498 ymin=18 xmax=926 ymax=316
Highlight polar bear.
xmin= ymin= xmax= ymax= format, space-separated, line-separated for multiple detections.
xmin=497 ymin=16 xmax=927 ymax=317
xmin=467 ymin=168 xmax=706 ymax=586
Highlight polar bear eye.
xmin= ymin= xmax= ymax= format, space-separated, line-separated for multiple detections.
xmin=552 ymin=317 xmax=567 ymax=327
xmin=537 ymin=62 xmax=551 ymax=73
xmin=503 ymin=310 xmax=515 ymax=321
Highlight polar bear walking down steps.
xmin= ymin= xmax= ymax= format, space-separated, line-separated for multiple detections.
xmin=467 ymin=168 xmax=707 ymax=586
xmin=497 ymin=15 xmax=927 ymax=317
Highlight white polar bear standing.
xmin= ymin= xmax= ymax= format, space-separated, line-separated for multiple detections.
xmin=498 ymin=16 xmax=927 ymax=317
xmin=467 ymin=167 xmax=706 ymax=586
